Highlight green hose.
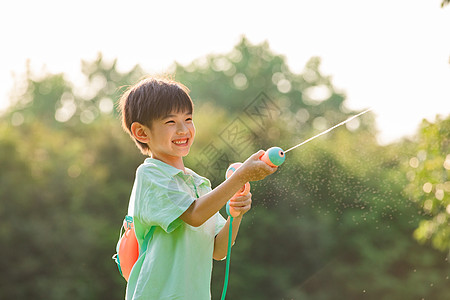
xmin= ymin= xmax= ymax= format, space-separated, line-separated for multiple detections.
xmin=220 ymin=216 xmax=233 ymax=300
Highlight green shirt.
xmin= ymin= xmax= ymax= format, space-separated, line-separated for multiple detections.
xmin=125 ymin=158 xmax=226 ymax=300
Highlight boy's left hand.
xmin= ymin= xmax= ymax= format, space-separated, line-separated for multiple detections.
xmin=228 ymin=192 xmax=252 ymax=217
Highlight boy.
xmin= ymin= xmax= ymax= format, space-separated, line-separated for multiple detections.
xmin=119 ymin=77 xmax=277 ymax=299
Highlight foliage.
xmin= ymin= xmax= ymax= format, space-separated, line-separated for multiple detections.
xmin=8 ymin=54 xmax=144 ymax=128
xmin=0 ymin=118 xmax=143 ymax=299
xmin=1 ymin=37 xmax=449 ymax=299
xmin=404 ymin=116 xmax=450 ymax=252
xmin=173 ymin=37 xmax=353 ymax=127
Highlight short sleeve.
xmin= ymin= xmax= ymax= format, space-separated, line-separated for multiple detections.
xmin=133 ymin=166 xmax=195 ymax=233
xmin=214 ymin=212 xmax=227 ymax=236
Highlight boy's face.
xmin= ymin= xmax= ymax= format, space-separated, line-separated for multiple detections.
xmin=147 ymin=110 xmax=195 ymax=163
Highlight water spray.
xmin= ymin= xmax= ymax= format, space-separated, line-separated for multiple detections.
xmin=220 ymin=108 xmax=372 ymax=299
xmin=283 ymin=108 xmax=372 ymax=153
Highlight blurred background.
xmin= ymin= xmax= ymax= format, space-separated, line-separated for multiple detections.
xmin=1 ymin=1 xmax=449 ymax=299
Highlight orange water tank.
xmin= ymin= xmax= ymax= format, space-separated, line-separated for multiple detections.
xmin=118 ymin=220 xmax=139 ymax=281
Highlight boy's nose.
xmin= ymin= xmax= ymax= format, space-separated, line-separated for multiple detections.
xmin=176 ymin=123 xmax=188 ymax=134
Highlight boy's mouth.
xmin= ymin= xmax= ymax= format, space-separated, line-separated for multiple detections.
xmin=172 ymin=138 xmax=189 ymax=146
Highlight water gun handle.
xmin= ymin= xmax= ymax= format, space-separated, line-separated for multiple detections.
xmin=225 ymin=163 xmax=250 ymax=217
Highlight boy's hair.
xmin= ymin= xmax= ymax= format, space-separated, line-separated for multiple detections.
xmin=118 ymin=77 xmax=194 ymax=155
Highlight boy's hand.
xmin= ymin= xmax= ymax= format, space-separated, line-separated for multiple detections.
xmin=228 ymin=192 xmax=252 ymax=217
xmin=238 ymin=150 xmax=278 ymax=182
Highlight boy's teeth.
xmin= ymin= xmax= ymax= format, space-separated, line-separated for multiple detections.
xmin=174 ymin=139 xmax=187 ymax=144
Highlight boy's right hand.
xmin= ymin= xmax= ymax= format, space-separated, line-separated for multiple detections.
xmin=237 ymin=150 xmax=278 ymax=182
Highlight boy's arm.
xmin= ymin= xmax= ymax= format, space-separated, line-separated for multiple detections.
xmin=179 ymin=169 xmax=246 ymax=227
xmin=179 ymin=150 xmax=276 ymax=227
xmin=213 ymin=191 xmax=252 ymax=260
xmin=213 ymin=215 xmax=243 ymax=260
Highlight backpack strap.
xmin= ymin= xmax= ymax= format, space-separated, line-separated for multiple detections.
xmin=139 ymin=225 xmax=156 ymax=255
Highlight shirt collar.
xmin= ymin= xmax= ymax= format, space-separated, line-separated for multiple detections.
xmin=144 ymin=158 xmax=210 ymax=186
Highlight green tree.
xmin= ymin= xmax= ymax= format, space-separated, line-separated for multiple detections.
xmin=405 ymin=115 xmax=450 ymax=252
xmin=172 ymin=37 xmax=353 ymax=124
xmin=7 ymin=54 xmax=144 ymax=128
xmin=7 ymin=62 xmax=72 ymax=128
xmin=1 ymin=55 xmax=145 ymax=299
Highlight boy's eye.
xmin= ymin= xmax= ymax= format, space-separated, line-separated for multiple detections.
xmin=186 ymin=118 xmax=192 ymax=122
xmin=165 ymin=120 xmax=175 ymax=124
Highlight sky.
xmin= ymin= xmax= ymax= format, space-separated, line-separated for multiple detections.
xmin=1 ymin=0 xmax=449 ymax=144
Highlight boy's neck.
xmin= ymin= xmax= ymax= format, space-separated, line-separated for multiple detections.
xmin=151 ymin=155 xmax=185 ymax=172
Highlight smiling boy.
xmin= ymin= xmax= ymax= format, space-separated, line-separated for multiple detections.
xmin=119 ymin=77 xmax=277 ymax=300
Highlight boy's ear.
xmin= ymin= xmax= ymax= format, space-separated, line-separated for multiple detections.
xmin=130 ymin=122 xmax=150 ymax=144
